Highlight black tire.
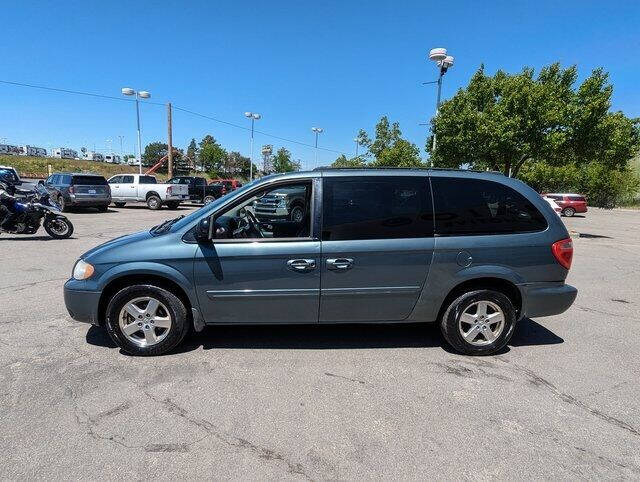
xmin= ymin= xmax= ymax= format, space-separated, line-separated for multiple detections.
xmin=203 ymin=195 xmax=215 ymax=205
xmin=290 ymin=205 xmax=305 ymax=223
xmin=147 ymin=195 xmax=162 ymax=210
xmin=97 ymin=205 xmax=109 ymax=212
xmin=439 ymin=290 xmax=517 ymax=356
xmin=58 ymin=195 xmax=69 ymax=212
xmin=562 ymin=207 xmax=575 ymax=217
xmin=105 ymin=284 xmax=190 ymax=356
xmin=166 ymin=201 xmax=180 ymax=210
xmin=113 ymin=202 xmax=126 ymax=208
xmin=43 ymin=216 xmax=74 ymax=239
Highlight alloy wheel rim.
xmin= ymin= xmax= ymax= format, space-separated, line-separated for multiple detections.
xmin=292 ymin=208 xmax=303 ymax=222
xmin=458 ymin=300 xmax=505 ymax=346
xmin=118 ymin=296 xmax=172 ymax=347
xmin=50 ymin=219 xmax=70 ymax=235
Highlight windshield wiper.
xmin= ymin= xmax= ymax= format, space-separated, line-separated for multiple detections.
xmin=151 ymin=215 xmax=185 ymax=234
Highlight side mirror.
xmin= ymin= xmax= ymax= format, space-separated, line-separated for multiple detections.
xmin=195 ymin=217 xmax=212 ymax=242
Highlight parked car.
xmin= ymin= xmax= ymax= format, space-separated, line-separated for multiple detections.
xmin=254 ymin=185 xmax=307 ymax=222
xmin=209 ymin=179 xmax=243 ymax=194
xmin=167 ymin=176 xmax=224 ymax=204
xmin=64 ymin=168 xmax=577 ymax=356
xmin=542 ymin=193 xmax=588 ymax=217
xmin=43 ymin=173 xmax=111 ymax=212
xmin=107 ymin=174 xmax=189 ymax=210
xmin=543 ymin=196 xmax=562 ymax=216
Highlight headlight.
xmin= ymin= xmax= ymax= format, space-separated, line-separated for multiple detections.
xmin=73 ymin=260 xmax=95 ymax=280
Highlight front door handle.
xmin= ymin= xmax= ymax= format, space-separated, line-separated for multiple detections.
xmin=326 ymin=258 xmax=354 ymax=270
xmin=287 ymin=259 xmax=316 ymax=272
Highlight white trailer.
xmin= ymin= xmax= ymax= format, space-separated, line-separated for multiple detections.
xmin=21 ymin=145 xmax=47 ymax=157
xmin=0 ymin=145 xmax=21 ymax=155
xmin=51 ymin=148 xmax=78 ymax=159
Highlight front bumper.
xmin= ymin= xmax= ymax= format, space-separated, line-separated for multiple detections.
xmin=63 ymin=280 xmax=102 ymax=325
xmin=520 ymin=282 xmax=577 ymax=318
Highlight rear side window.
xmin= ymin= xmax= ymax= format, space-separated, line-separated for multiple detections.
xmin=72 ymin=176 xmax=107 ymax=185
xmin=139 ymin=176 xmax=157 ymax=184
xmin=568 ymin=195 xmax=585 ymax=201
xmin=322 ymin=176 xmax=433 ymax=241
xmin=432 ymin=178 xmax=547 ymax=236
xmin=61 ymin=175 xmax=72 ymax=185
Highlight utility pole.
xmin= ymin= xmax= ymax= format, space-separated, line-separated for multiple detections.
xmin=167 ymin=102 xmax=173 ymax=178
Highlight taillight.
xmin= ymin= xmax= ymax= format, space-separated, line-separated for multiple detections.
xmin=552 ymin=238 xmax=573 ymax=269
xmin=167 ymin=186 xmax=172 ymax=195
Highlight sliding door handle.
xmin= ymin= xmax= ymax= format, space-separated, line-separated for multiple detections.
xmin=326 ymin=258 xmax=354 ymax=270
xmin=287 ymin=259 xmax=316 ymax=272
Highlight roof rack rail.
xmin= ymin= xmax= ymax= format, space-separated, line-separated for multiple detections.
xmin=313 ymin=166 xmax=504 ymax=175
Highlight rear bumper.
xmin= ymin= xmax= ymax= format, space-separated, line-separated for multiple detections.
xmin=68 ymin=197 xmax=111 ymax=206
xmin=63 ymin=280 xmax=102 ymax=325
xmin=166 ymin=194 xmax=189 ymax=201
xmin=520 ymin=282 xmax=577 ymax=318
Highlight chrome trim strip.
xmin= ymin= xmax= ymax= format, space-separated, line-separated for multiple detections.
xmin=207 ymin=288 xmax=319 ymax=300
xmin=322 ymin=286 xmax=421 ymax=296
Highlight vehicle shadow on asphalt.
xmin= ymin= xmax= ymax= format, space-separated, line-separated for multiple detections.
xmin=85 ymin=317 xmax=563 ymax=356
xmin=0 ymin=235 xmax=76 ymax=241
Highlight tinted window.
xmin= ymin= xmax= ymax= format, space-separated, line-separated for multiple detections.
xmin=61 ymin=175 xmax=72 ymax=185
xmin=109 ymin=176 xmax=122 ymax=184
xmin=195 ymin=178 xmax=206 ymax=185
xmin=568 ymin=195 xmax=585 ymax=201
xmin=547 ymin=195 xmax=563 ymax=201
xmin=122 ymin=175 xmax=134 ymax=183
xmin=322 ymin=176 xmax=433 ymax=241
xmin=72 ymin=176 xmax=107 ymax=185
xmin=139 ymin=176 xmax=157 ymax=184
xmin=432 ymin=177 xmax=547 ymax=236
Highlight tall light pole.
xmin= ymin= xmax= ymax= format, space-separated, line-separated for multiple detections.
xmin=244 ymin=112 xmax=261 ymax=181
xmin=425 ymin=48 xmax=454 ymax=153
xmin=311 ymin=127 xmax=323 ymax=168
xmin=122 ymin=87 xmax=151 ymax=174
xmin=354 ymin=137 xmax=360 ymax=157
xmin=117 ymin=135 xmax=124 ymax=158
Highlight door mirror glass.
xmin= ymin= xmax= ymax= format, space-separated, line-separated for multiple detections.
xmin=196 ymin=217 xmax=212 ymax=242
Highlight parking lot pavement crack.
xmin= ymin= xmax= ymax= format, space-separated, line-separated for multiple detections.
xmin=324 ymin=372 xmax=366 ymax=385
xmin=0 ymin=277 xmax=68 ymax=294
xmin=143 ymin=391 xmax=313 ymax=481
xmin=496 ymin=359 xmax=640 ymax=437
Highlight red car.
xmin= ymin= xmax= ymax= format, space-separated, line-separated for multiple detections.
xmin=209 ymin=179 xmax=243 ymax=194
xmin=542 ymin=193 xmax=588 ymax=217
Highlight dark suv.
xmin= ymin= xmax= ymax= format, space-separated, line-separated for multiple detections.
xmin=167 ymin=176 xmax=224 ymax=204
xmin=254 ymin=185 xmax=307 ymax=222
xmin=44 ymin=173 xmax=111 ymax=212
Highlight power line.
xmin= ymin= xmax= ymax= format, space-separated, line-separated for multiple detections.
xmin=0 ymin=79 xmax=347 ymax=155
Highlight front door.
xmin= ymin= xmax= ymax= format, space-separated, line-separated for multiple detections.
xmin=194 ymin=178 xmax=321 ymax=324
xmin=319 ymin=175 xmax=435 ymax=322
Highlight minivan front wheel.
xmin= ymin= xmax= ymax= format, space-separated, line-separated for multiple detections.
xmin=105 ymin=285 xmax=190 ymax=356
xmin=440 ymin=290 xmax=516 ymax=356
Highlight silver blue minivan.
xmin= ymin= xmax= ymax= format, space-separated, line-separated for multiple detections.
xmin=64 ymin=169 xmax=577 ymax=356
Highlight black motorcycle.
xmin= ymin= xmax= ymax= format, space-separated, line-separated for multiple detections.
xmin=0 ymin=184 xmax=74 ymax=239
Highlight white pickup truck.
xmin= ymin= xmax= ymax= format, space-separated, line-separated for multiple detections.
xmin=107 ymin=174 xmax=189 ymax=210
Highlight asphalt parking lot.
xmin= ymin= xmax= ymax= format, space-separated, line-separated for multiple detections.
xmin=1 ymin=205 xmax=639 ymax=479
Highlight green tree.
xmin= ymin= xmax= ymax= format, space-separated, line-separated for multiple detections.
xmin=186 ymin=138 xmax=197 ymax=167
xmin=199 ymin=141 xmax=227 ymax=177
xmin=358 ymin=117 xmax=422 ymax=167
xmin=272 ymin=147 xmax=300 ymax=173
xmin=142 ymin=142 xmax=184 ymax=173
xmin=332 ymin=154 xmax=366 ymax=168
xmin=429 ymin=63 xmax=639 ymax=177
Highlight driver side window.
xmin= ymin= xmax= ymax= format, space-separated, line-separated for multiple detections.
xmin=214 ymin=182 xmax=312 ymax=240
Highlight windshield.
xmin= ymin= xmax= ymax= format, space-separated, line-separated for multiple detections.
xmin=168 ymin=177 xmax=265 ymax=233
xmin=0 ymin=168 xmax=19 ymax=183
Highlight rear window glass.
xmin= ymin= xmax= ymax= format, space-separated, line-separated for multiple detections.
xmin=139 ymin=176 xmax=157 ymax=184
xmin=432 ymin=178 xmax=547 ymax=236
xmin=72 ymin=176 xmax=107 ymax=185
xmin=322 ymin=176 xmax=434 ymax=240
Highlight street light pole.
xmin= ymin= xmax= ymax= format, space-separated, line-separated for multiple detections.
xmin=122 ymin=88 xmax=151 ymax=174
xmin=354 ymin=137 xmax=359 ymax=157
xmin=245 ymin=112 xmax=261 ymax=181
xmin=427 ymin=48 xmax=454 ymax=154
xmin=311 ymin=127 xmax=323 ymax=168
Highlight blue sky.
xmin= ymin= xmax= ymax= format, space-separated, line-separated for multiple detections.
xmin=1 ymin=0 xmax=638 ymax=170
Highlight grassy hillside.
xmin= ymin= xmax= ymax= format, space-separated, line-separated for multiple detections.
xmin=1 ymin=155 xmax=147 ymax=180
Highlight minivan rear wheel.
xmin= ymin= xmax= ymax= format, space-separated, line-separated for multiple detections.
xmin=105 ymin=284 xmax=190 ymax=356
xmin=439 ymin=290 xmax=516 ymax=356
xmin=562 ymin=207 xmax=576 ymax=217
